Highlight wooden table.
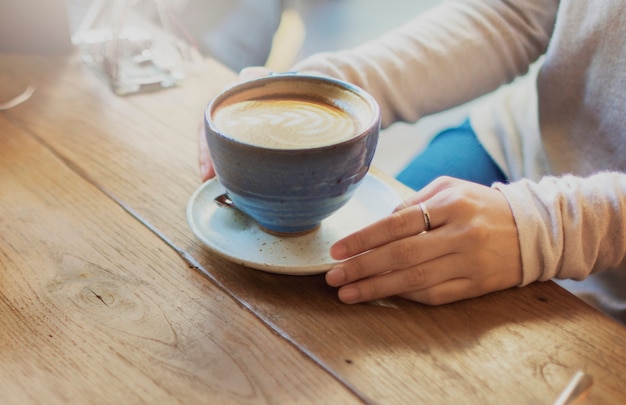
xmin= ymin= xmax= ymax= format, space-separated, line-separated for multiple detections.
xmin=1 ymin=52 xmax=624 ymax=405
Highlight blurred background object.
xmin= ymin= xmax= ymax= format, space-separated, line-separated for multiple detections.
xmin=0 ymin=0 xmax=73 ymax=54
xmin=71 ymin=0 xmax=200 ymax=95
xmin=174 ymin=0 xmax=285 ymax=72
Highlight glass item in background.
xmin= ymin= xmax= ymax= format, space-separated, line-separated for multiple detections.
xmin=70 ymin=0 xmax=202 ymax=96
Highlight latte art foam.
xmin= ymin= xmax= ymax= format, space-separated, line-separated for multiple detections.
xmin=214 ymin=99 xmax=357 ymax=149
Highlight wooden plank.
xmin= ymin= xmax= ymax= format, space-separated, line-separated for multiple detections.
xmin=4 ymin=53 xmax=626 ymax=404
xmin=0 ymin=114 xmax=359 ymax=404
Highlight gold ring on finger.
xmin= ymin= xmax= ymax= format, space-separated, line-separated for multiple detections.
xmin=418 ymin=202 xmax=431 ymax=232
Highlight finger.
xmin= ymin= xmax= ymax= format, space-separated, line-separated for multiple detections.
xmin=328 ymin=231 xmax=452 ymax=286
xmin=330 ymin=200 xmax=439 ymax=260
xmin=333 ymin=253 xmax=469 ymax=304
xmin=198 ymin=122 xmax=215 ymax=182
xmin=392 ymin=176 xmax=463 ymax=213
xmin=399 ymin=278 xmax=479 ymax=305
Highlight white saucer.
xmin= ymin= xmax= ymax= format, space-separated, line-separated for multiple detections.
xmin=186 ymin=174 xmax=402 ymax=275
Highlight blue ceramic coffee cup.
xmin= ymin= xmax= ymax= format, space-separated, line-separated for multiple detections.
xmin=205 ymin=74 xmax=380 ymax=235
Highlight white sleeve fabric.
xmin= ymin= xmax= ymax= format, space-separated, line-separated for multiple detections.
xmin=494 ymin=172 xmax=626 ymax=285
xmin=469 ymin=58 xmax=550 ymax=182
xmin=292 ymin=0 xmax=558 ymax=128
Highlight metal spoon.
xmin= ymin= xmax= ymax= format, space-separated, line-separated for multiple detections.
xmin=214 ymin=193 xmax=236 ymax=209
xmin=553 ymin=371 xmax=593 ymax=405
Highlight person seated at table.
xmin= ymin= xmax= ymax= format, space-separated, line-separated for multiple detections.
xmin=199 ymin=0 xmax=626 ymax=326
xmin=173 ymin=0 xmax=283 ymax=72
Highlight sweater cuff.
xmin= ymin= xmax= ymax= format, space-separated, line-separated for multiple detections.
xmin=493 ymin=180 xmax=545 ymax=286
xmin=493 ymin=172 xmax=626 ymax=286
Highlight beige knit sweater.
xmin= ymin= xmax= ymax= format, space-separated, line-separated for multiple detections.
xmin=292 ymin=0 xmax=626 ymax=322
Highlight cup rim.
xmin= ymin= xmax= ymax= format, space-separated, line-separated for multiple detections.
xmin=205 ymin=74 xmax=381 ymax=152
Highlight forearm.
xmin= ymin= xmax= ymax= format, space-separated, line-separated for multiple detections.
xmin=293 ymin=0 xmax=557 ymax=128
xmin=495 ymin=172 xmax=626 ymax=285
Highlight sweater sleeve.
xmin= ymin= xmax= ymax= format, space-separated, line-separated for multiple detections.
xmin=292 ymin=0 xmax=558 ymax=128
xmin=493 ymin=172 xmax=626 ymax=285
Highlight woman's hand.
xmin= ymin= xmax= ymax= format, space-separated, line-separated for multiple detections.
xmin=198 ymin=66 xmax=275 ymax=182
xmin=326 ymin=176 xmax=522 ymax=305
xmin=198 ymin=121 xmax=216 ymax=182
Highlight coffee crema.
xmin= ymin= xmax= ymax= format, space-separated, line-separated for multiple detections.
xmin=213 ymin=98 xmax=357 ymax=149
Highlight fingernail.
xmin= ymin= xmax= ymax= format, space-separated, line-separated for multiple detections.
xmin=326 ymin=265 xmax=346 ymax=286
xmin=338 ymin=286 xmax=360 ymax=303
xmin=330 ymin=242 xmax=348 ymax=259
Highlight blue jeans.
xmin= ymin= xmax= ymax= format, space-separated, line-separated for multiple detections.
xmin=396 ymin=120 xmax=507 ymax=191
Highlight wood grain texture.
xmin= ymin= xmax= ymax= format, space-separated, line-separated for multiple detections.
xmin=0 ymin=114 xmax=358 ymax=404
xmin=2 ymin=53 xmax=625 ymax=404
